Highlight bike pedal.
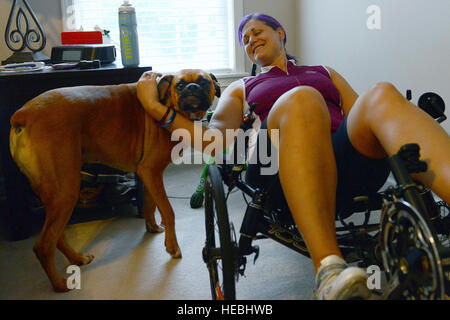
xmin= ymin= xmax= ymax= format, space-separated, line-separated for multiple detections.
xmin=252 ymin=245 xmax=260 ymax=264
xmin=397 ymin=144 xmax=428 ymax=173
xmin=238 ymin=257 xmax=247 ymax=276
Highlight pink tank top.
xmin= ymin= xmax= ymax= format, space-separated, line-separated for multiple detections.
xmin=243 ymin=62 xmax=344 ymax=132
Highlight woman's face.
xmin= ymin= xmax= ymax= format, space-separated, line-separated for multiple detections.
xmin=241 ymin=19 xmax=285 ymax=66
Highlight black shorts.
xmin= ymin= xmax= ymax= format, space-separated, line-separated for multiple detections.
xmin=245 ymin=116 xmax=390 ymax=219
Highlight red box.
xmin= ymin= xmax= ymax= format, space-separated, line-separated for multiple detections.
xmin=61 ymin=31 xmax=103 ymax=45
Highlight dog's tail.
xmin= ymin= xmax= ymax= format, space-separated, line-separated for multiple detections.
xmin=9 ymin=109 xmax=40 ymax=189
xmin=10 ymin=109 xmax=29 ymax=160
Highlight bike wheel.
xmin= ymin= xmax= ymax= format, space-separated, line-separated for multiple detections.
xmin=202 ymin=165 xmax=237 ymax=300
xmin=380 ymin=200 xmax=446 ymax=300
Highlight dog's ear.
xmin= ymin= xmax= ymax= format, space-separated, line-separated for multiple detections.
xmin=209 ymin=73 xmax=221 ymax=98
xmin=157 ymin=75 xmax=174 ymax=104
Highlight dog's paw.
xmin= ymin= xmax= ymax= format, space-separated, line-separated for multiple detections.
xmin=170 ymin=248 xmax=182 ymax=259
xmin=146 ymin=222 xmax=165 ymax=233
xmin=166 ymin=244 xmax=182 ymax=259
xmin=80 ymin=253 xmax=95 ymax=266
xmin=53 ymin=278 xmax=70 ymax=293
xmin=71 ymin=253 xmax=94 ymax=266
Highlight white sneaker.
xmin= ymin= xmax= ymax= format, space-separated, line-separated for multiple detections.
xmin=312 ymin=255 xmax=371 ymax=300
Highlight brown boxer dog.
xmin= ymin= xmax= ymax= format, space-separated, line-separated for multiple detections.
xmin=9 ymin=69 xmax=220 ymax=292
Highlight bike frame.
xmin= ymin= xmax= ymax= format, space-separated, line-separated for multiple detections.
xmin=218 ymin=162 xmax=382 ymax=266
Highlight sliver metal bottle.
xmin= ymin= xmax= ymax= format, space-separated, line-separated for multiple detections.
xmin=119 ymin=0 xmax=140 ymax=67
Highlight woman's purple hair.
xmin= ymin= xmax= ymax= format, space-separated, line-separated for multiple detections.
xmin=238 ymin=13 xmax=297 ymax=62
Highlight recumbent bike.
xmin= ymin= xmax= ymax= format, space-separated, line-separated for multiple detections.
xmin=199 ymin=91 xmax=450 ymax=300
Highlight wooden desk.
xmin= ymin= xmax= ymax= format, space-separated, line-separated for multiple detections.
xmin=0 ymin=64 xmax=152 ymax=241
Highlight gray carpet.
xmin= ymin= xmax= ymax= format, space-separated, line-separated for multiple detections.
xmin=0 ymin=162 xmax=317 ymax=300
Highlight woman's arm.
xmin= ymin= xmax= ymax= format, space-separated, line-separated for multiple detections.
xmin=137 ymin=72 xmax=244 ymax=155
xmin=325 ymin=66 xmax=359 ymax=116
xmin=208 ymin=79 xmax=245 ymax=139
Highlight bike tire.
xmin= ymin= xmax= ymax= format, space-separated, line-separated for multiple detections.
xmin=203 ymin=165 xmax=237 ymax=300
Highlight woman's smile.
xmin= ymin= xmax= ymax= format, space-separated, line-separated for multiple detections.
xmin=253 ymin=43 xmax=265 ymax=54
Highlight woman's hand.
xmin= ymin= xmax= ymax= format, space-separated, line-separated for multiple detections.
xmin=137 ymin=71 xmax=163 ymax=114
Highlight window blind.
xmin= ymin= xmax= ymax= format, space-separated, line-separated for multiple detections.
xmin=65 ymin=0 xmax=237 ymax=73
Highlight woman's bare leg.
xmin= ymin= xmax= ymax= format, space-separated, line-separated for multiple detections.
xmin=265 ymin=82 xmax=450 ymax=273
xmin=347 ymin=82 xmax=450 ymax=203
xmin=267 ymin=86 xmax=341 ymax=271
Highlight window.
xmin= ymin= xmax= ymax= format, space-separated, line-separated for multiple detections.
xmin=61 ymin=0 xmax=245 ymax=74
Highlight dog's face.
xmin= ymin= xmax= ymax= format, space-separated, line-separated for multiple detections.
xmin=157 ymin=69 xmax=221 ymax=121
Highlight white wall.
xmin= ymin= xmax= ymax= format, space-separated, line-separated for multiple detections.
xmin=296 ymin=0 xmax=450 ymax=133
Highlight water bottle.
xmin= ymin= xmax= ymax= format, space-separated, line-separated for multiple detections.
xmin=118 ymin=0 xmax=140 ymax=67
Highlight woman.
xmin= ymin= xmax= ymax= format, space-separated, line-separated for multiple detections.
xmin=137 ymin=13 xmax=450 ymax=299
